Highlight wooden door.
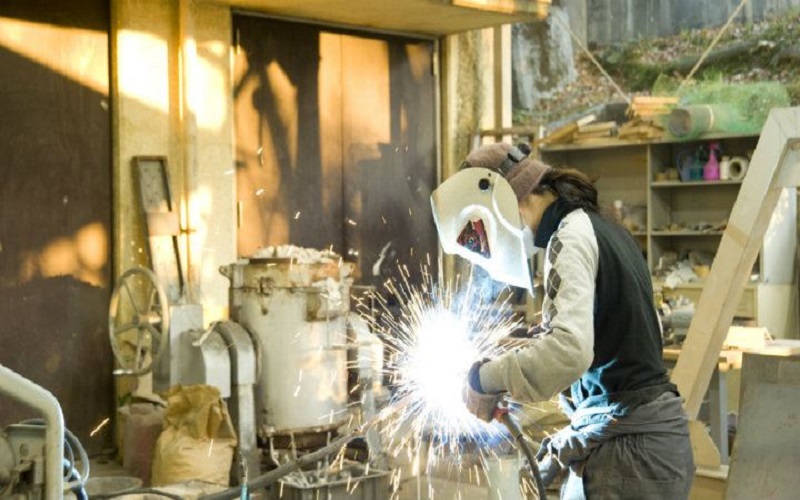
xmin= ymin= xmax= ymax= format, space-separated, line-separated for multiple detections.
xmin=233 ymin=15 xmax=438 ymax=291
xmin=0 ymin=1 xmax=113 ymax=453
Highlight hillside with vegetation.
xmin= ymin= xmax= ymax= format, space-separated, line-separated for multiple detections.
xmin=516 ymin=9 xmax=800 ymax=127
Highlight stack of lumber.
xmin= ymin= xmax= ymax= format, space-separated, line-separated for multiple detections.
xmin=533 ymin=114 xmax=596 ymax=149
xmin=615 ymin=96 xmax=675 ymax=141
xmin=628 ymin=96 xmax=679 ymax=119
xmin=536 ymin=103 xmax=674 ymax=147
xmin=572 ymin=121 xmax=618 ymax=144
xmin=618 ymin=118 xmax=664 ymax=140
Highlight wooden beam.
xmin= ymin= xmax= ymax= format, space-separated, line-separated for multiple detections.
xmin=451 ymin=0 xmax=551 ymax=17
xmin=493 ymin=24 xmax=512 ymax=144
xmin=671 ymin=107 xmax=800 ymax=418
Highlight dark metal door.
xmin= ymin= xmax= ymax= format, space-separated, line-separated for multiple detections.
xmin=0 ymin=1 xmax=113 ymax=453
xmin=233 ymin=15 xmax=438 ymax=290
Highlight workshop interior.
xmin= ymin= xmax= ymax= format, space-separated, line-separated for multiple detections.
xmin=2 ymin=0 xmax=800 ymax=499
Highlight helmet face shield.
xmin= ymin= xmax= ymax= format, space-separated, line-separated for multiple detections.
xmin=431 ymin=167 xmax=532 ymax=293
xmin=457 ymin=219 xmax=490 ymax=259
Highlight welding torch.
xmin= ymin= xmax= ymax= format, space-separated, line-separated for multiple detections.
xmin=493 ymin=405 xmax=547 ymax=500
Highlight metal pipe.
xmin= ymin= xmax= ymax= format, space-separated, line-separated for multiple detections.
xmin=0 ymin=364 xmax=65 ymax=499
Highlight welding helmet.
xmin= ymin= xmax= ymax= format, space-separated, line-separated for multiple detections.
xmin=431 ymin=156 xmax=532 ymax=293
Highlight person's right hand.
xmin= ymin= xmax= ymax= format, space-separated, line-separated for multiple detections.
xmin=462 ymin=383 xmax=504 ymax=422
xmin=463 ymin=360 xmax=505 ymax=422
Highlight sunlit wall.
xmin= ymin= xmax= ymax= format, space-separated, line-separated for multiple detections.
xmin=112 ymin=0 xmax=235 ymax=323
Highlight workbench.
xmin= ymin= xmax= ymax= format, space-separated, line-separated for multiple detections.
xmin=663 ymin=347 xmax=743 ymax=466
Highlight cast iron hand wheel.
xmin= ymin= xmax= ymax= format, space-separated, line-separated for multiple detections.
xmin=108 ymin=266 xmax=170 ymax=376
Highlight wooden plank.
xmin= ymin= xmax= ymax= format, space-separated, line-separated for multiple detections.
xmin=493 ymin=24 xmax=512 ymax=144
xmin=452 ymin=0 xmax=550 ymax=17
xmin=220 ymin=0 xmax=548 ymax=36
xmin=761 ymin=339 xmax=800 ymax=356
xmin=670 ymin=107 xmax=800 ymax=418
xmin=632 ymin=96 xmax=679 ymax=105
xmin=689 ymin=419 xmax=722 ymax=469
xmin=572 ymin=136 xmax=617 ymax=145
xmin=532 ymin=114 xmax=596 ymax=149
xmin=578 ymin=121 xmax=616 ymax=134
xmin=134 ymin=156 xmax=185 ymax=303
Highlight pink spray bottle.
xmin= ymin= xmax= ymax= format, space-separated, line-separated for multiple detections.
xmin=704 ymin=142 xmax=720 ymax=181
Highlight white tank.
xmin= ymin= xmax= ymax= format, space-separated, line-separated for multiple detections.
xmin=222 ymin=254 xmax=352 ymax=437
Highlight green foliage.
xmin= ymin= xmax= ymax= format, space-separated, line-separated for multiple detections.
xmin=787 ymin=81 xmax=800 ymax=106
xmin=594 ymin=10 xmax=800 ymax=96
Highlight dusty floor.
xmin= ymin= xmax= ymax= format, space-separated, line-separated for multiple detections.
xmin=85 ymin=454 xmax=560 ymax=499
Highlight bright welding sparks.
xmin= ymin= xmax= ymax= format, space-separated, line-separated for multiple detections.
xmin=361 ymin=265 xmax=523 ymax=469
xmin=402 ymin=309 xmax=476 ymax=418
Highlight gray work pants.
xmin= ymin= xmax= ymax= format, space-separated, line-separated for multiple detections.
xmin=560 ymin=427 xmax=694 ymax=499
xmin=538 ymin=392 xmax=695 ymax=499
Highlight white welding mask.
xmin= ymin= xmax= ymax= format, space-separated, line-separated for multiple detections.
xmin=431 ymin=167 xmax=532 ymax=293
xmin=522 ymin=226 xmax=538 ymax=258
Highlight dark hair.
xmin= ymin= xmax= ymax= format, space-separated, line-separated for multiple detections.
xmin=533 ymin=167 xmax=598 ymax=211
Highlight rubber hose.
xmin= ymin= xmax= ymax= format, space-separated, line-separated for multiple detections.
xmin=500 ymin=412 xmax=547 ymax=500
xmin=21 ymin=419 xmax=90 ymax=492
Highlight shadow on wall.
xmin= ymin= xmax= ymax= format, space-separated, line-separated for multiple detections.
xmin=233 ymin=16 xmax=328 ymax=255
xmin=232 ymin=15 xmax=438 ymax=291
xmin=0 ymin=0 xmax=114 ymax=456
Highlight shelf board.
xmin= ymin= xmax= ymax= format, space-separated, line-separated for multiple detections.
xmin=631 ymin=231 xmax=647 ymax=236
xmin=652 ymin=180 xmax=743 ymax=188
xmin=651 ymin=230 xmax=724 ymax=236
xmin=540 ymin=139 xmax=650 ymax=152
xmin=652 ymin=280 xmax=757 ymax=290
xmin=539 ymin=132 xmax=760 ymax=153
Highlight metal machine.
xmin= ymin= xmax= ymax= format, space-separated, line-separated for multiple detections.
xmin=220 ymin=256 xmax=351 ymax=443
xmin=0 ymin=364 xmax=89 ymax=499
xmin=108 ymin=248 xmax=386 ymax=494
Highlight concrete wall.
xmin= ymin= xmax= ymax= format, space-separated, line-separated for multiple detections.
xmin=586 ymin=0 xmax=800 ymax=45
xmin=512 ymin=5 xmax=577 ymax=114
xmin=112 ymin=0 xmax=235 ymax=323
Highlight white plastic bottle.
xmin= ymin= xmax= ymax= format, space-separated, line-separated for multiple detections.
xmin=720 ymin=155 xmax=731 ymax=181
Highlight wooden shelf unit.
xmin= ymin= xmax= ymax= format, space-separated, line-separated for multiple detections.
xmin=539 ymin=134 xmax=798 ymax=336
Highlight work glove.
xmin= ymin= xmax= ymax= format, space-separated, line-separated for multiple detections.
xmin=535 ymin=435 xmax=564 ymax=487
xmin=463 ymin=384 xmax=504 ymax=422
xmin=463 ymin=360 xmax=505 ymax=422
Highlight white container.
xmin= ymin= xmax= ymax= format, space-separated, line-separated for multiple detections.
xmin=728 ymin=156 xmax=750 ymax=181
xmin=719 ymin=156 xmax=731 ymax=181
xmin=222 ymin=257 xmax=352 ymax=436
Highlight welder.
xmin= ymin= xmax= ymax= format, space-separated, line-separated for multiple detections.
xmin=431 ymin=143 xmax=694 ymax=499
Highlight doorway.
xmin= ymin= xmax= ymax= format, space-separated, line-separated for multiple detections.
xmin=233 ymin=15 xmax=438 ymax=291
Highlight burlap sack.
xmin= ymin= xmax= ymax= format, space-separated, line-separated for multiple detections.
xmin=151 ymin=385 xmax=238 ymax=486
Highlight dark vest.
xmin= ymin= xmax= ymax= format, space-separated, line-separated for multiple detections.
xmin=536 ymin=199 xmax=676 ymax=417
